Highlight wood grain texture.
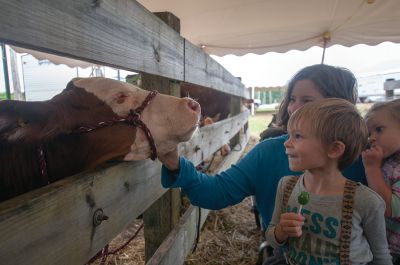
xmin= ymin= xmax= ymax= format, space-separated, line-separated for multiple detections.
xmin=0 ymin=1 xmax=251 ymax=263
xmin=184 ymin=41 xmax=248 ymax=98
xmin=0 ymin=160 xmax=164 ymax=265
xmin=179 ymin=110 xmax=250 ymax=166
xmin=0 ymin=0 xmax=184 ymax=81
xmin=0 ymin=0 xmax=247 ymax=97
xmin=0 ymin=114 xmax=250 ymax=264
xmin=140 ymin=36 xmax=183 ymax=260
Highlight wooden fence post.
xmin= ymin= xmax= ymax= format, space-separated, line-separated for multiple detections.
xmin=141 ymin=12 xmax=182 ymax=262
xmin=230 ymin=95 xmax=242 ymax=146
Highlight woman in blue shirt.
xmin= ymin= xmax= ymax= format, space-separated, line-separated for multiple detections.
xmin=158 ymin=64 xmax=366 ymax=228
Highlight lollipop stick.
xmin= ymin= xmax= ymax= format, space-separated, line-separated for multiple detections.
xmin=284 ymin=253 xmax=289 ymax=264
xmin=298 ymin=205 xmax=303 ymax=214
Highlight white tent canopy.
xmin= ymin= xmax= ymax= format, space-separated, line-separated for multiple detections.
xmin=11 ymin=46 xmax=94 ymax=69
xmin=138 ymin=0 xmax=400 ymax=56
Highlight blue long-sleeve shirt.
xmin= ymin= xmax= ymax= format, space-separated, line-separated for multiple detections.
xmin=161 ymin=134 xmax=367 ymax=228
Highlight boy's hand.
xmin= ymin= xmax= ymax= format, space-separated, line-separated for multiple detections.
xmin=274 ymin=212 xmax=305 ymax=243
xmin=362 ymin=144 xmax=383 ymax=171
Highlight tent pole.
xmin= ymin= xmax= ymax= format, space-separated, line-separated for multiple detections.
xmin=1 ymin=43 xmax=11 ymax=99
xmin=321 ymin=31 xmax=331 ymax=65
xmin=321 ymin=46 xmax=326 ymax=64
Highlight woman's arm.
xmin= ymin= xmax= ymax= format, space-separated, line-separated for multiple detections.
xmin=160 ymin=148 xmax=259 ymax=209
xmin=159 ymin=136 xmax=286 ymax=211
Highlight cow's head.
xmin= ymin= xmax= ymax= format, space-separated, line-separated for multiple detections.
xmin=72 ymin=77 xmax=201 ymax=160
xmin=0 ymin=77 xmax=201 ymax=160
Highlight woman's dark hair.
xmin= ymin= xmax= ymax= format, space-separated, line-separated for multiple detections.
xmin=277 ymin=64 xmax=358 ymax=131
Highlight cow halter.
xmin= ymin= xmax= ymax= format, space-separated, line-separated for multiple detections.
xmin=37 ymin=90 xmax=158 ymax=184
xmin=73 ymin=90 xmax=159 ymax=160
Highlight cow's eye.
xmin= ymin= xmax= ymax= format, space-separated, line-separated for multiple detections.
xmin=18 ymin=118 xmax=29 ymax=127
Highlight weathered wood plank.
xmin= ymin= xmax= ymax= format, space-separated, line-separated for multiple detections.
xmin=0 ymin=115 xmax=249 ymax=265
xmin=146 ymin=130 xmax=251 ymax=265
xmin=0 ymin=0 xmax=247 ymax=98
xmin=0 ymin=121 xmax=248 ymax=265
xmin=0 ymin=160 xmax=165 ymax=265
xmin=0 ymin=2 xmax=251 ymax=264
xmin=184 ymin=41 xmax=249 ymax=98
xmin=147 ymin=206 xmax=210 ymax=265
xmin=230 ymin=95 xmax=242 ymax=146
xmin=141 ymin=12 xmax=183 ymax=261
xmin=0 ymin=0 xmax=184 ymax=81
xmin=179 ymin=110 xmax=250 ymax=166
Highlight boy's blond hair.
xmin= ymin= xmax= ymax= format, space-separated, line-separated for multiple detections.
xmin=365 ymin=98 xmax=400 ymax=123
xmin=288 ymin=98 xmax=368 ymax=171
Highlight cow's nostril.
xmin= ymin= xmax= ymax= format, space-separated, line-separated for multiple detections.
xmin=188 ymin=100 xmax=200 ymax=113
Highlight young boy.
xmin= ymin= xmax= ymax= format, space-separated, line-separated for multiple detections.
xmin=265 ymin=98 xmax=392 ymax=265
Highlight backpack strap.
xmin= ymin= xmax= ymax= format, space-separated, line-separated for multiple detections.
xmin=282 ymin=175 xmax=300 ymax=212
xmin=339 ymin=179 xmax=358 ymax=265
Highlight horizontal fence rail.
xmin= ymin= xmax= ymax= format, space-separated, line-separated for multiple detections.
xmin=0 ymin=0 xmax=248 ymax=98
xmin=180 ymin=110 xmax=250 ymax=165
xmin=0 ymin=1 xmax=251 ymax=264
xmin=0 ymin=112 xmax=249 ymax=264
xmin=0 ymin=160 xmax=163 ymax=265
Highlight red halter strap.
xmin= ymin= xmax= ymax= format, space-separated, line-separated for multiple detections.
xmin=73 ymin=90 xmax=159 ymax=160
xmin=37 ymin=90 xmax=159 ymax=183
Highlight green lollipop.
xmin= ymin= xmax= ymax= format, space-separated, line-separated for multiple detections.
xmin=297 ymin=191 xmax=310 ymax=214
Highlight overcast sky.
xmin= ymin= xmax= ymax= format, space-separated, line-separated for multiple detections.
xmin=211 ymin=41 xmax=400 ymax=88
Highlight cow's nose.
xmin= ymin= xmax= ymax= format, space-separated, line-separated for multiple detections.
xmin=187 ymin=99 xmax=201 ymax=114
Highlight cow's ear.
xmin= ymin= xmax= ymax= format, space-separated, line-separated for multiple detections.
xmin=203 ymin=116 xmax=214 ymax=126
xmin=107 ymin=91 xmax=140 ymax=116
xmin=211 ymin=113 xmax=221 ymax=122
xmin=114 ymin=91 xmax=129 ymax=104
xmin=0 ymin=100 xmax=54 ymax=143
xmin=65 ymin=79 xmax=76 ymax=91
xmin=0 ymin=101 xmax=17 ymax=141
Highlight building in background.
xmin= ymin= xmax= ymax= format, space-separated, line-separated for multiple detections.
xmin=1 ymin=45 xmax=136 ymax=101
xmin=357 ymin=72 xmax=400 ymax=102
xmin=251 ymin=86 xmax=285 ymax=104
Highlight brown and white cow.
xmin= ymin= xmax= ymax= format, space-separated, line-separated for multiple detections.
xmin=0 ymin=77 xmax=200 ymax=202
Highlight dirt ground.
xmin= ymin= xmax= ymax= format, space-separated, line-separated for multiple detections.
xmin=89 ymin=134 xmax=262 ymax=265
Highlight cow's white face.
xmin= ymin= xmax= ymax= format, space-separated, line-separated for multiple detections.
xmin=73 ymin=77 xmax=201 ymax=160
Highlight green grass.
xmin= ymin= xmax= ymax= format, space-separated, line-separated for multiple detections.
xmin=357 ymin=103 xmax=373 ymax=117
xmin=249 ymin=112 xmax=274 ymax=136
xmin=0 ymin=92 xmax=13 ymax=100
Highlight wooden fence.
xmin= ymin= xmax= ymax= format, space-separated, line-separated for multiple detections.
xmin=0 ymin=1 xmax=250 ymax=264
